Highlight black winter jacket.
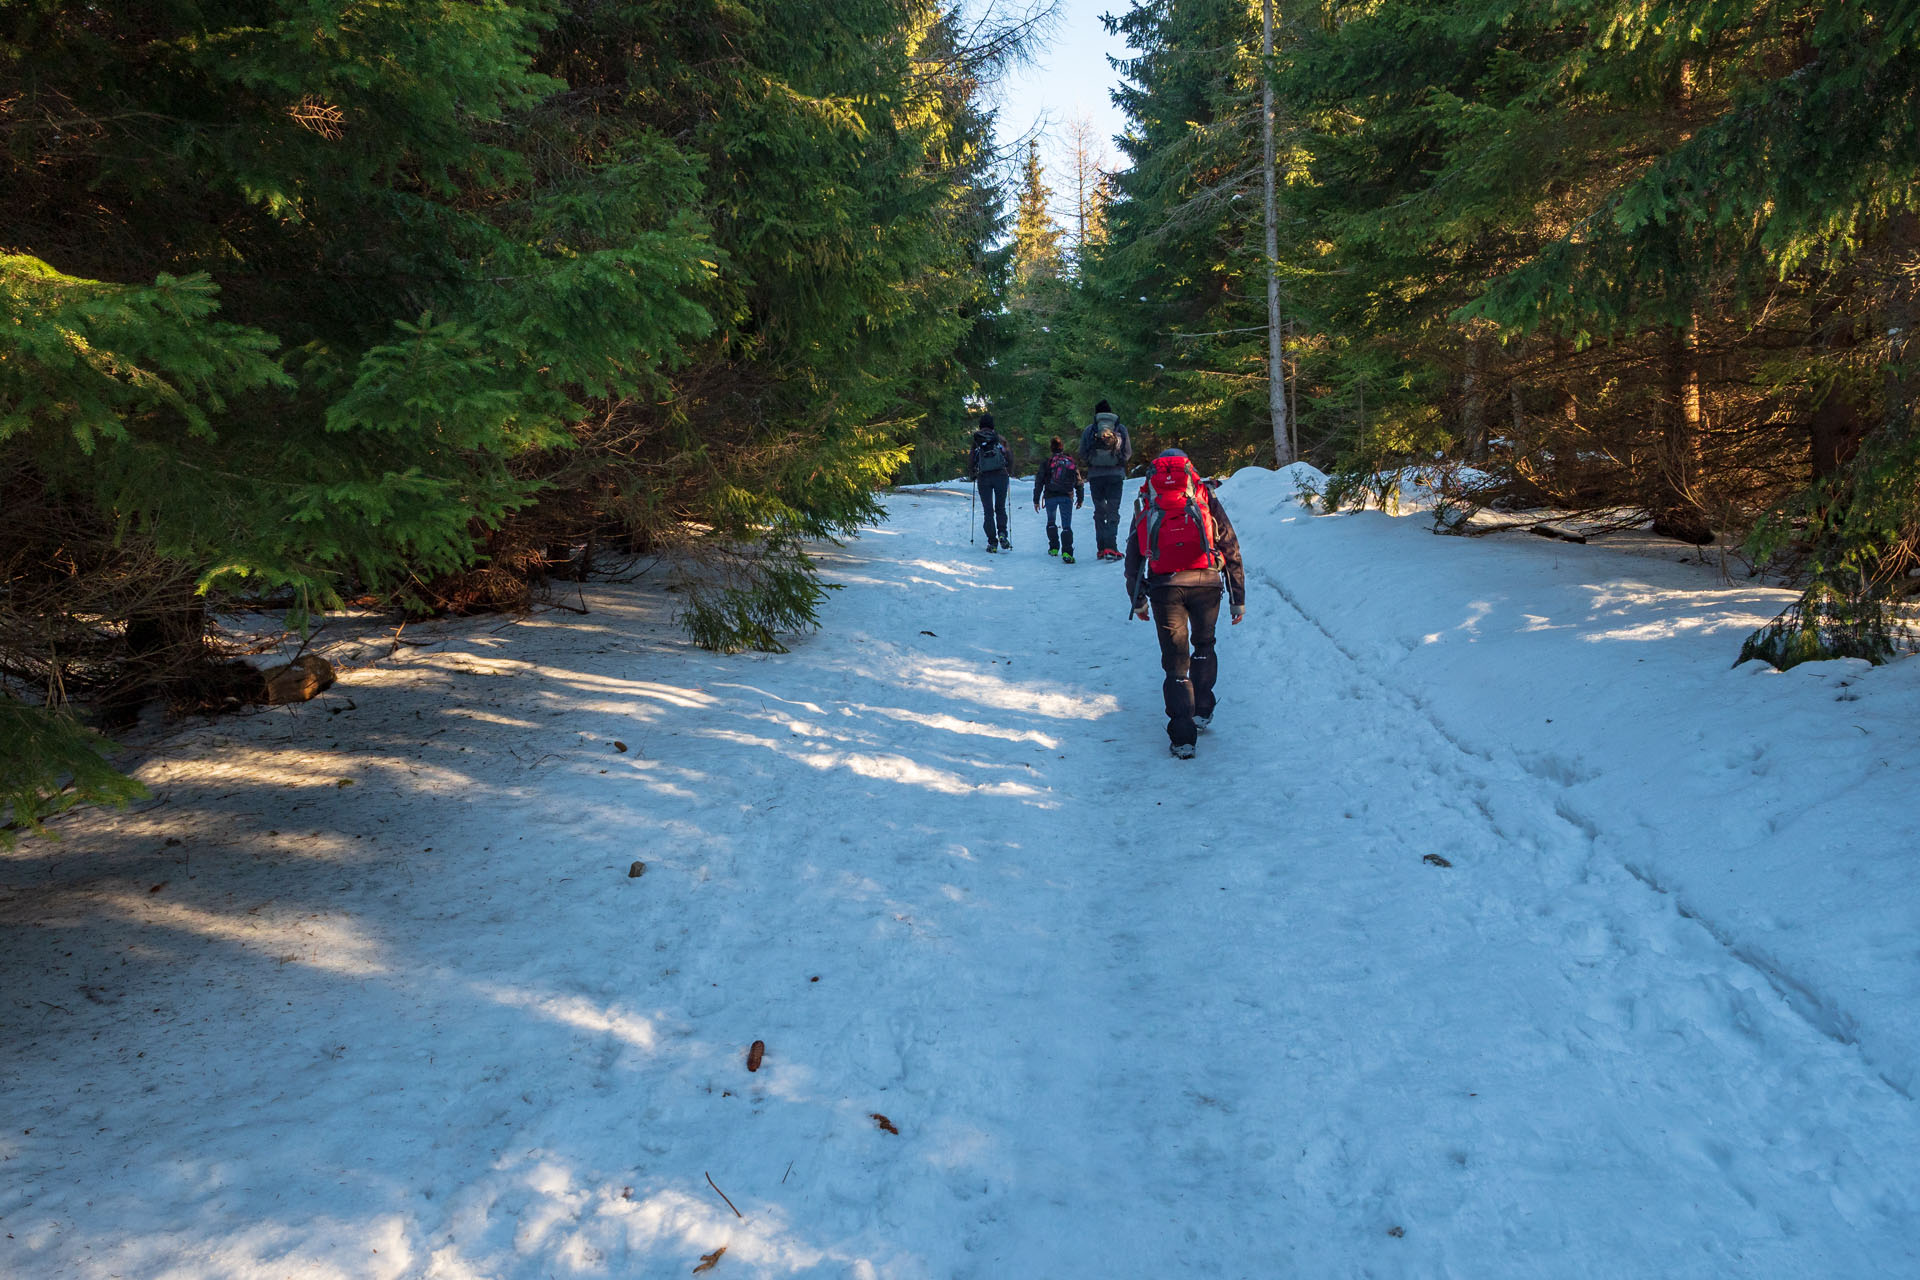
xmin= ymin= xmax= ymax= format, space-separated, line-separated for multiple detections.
xmin=1032 ymin=452 xmax=1086 ymax=504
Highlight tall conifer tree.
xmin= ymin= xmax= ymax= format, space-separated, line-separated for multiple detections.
xmin=1 ymin=0 xmax=1014 ymax=832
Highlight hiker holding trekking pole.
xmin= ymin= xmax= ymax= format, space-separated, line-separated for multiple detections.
xmin=967 ymin=414 xmax=1013 ymax=552
xmin=1124 ymin=449 xmax=1246 ymax=759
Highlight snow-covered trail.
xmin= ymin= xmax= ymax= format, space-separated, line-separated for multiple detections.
xmin=3 ymin=483 xmax=1917 ymax=1278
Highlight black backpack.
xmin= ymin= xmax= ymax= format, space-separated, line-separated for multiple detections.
xmin=974 ymin=433 xmax=1008 ymax=472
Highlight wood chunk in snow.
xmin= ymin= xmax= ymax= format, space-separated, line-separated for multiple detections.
xmin=871 ymin=1113 xmax=898 ymax=1134
xmin=628 ymin=861 xmax=646 ymax=878
xmin=1529 ymin=523 xmax=1588 ymax=544
xmin=692 ymin=1245 xmax=726 ymax=1273
xmin=747 ymin=1040 xmax=765 ymax=1071
xmin=262 ymin=654 xmax=335 ymax=704
xmin=1423 ymin=854 xmax=1452 ymax=868
xmin=614 ymin=741 xmax=628 ymax=752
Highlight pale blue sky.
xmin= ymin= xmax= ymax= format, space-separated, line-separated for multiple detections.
xmin=986 ymin=0 xmax=1135 ymax=184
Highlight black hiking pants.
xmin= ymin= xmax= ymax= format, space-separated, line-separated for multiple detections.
xmin=976 ymin=473 xmax=1010 ymax=545
xmin=1148 ymin=581 xmax=1222 ymax=747
xmin=1089 ymin=476 xmax=1124 ymax=554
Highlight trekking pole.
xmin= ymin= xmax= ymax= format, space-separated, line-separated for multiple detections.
xmin=969 ymin=480 xmax=976 ymax=545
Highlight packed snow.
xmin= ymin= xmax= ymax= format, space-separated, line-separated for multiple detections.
xmin=4 ymin=467 xmax=1918 ymax=1277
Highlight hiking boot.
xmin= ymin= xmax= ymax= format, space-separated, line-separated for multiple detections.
xmin=1048 ymin=548 xmax=1059 ymax=557
xmin=1193 ymin=713 xmax=1212 ymax=729
xmin=984 ymin=541 xmax=997 ymax=553
xmin=1002 ymin=538 xmax=1012 ymax=550
xmin=1062 ymin=552 xmax=1075 ymax=564
xmin=1170 ymin=742 xmax=1196 ymax=760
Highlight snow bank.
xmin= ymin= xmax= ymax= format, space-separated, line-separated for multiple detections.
xmin=1230 ymin=494 xmax=1920 ymax=1099
xmin=1222 ymin=461 xmax=1326 ymax=504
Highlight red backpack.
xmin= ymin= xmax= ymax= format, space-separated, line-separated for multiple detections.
xmin=1135 ymin=454 xmax=1218 ymax=573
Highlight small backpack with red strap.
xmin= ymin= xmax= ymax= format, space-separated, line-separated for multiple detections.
xmin=1043 ymin=453 xmax=1079 ymax=493
xmin=1135 ymin=453 xmax=1218 ymax=573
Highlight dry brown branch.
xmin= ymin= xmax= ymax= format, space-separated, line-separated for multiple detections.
xmin=704 ymin=1172 xmax=742 ymax=1219
xmin=287 ymin=97 xmax=344 ymax=140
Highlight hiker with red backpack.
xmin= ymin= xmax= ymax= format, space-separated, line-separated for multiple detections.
xmin=967 ymin=414 xmax=1014 ymax=552
xmin=1077 ymin=400 xmax=1132 ymax=560
xmin=1032 ymin=436 xmax=1086 ymax=562
xmin=1123 ymin=449 xmax=1247 ymax=759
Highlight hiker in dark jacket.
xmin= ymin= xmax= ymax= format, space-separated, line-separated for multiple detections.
xmin=967 ymin=414 xmax=1014 ymax=552
xmin=1031 ymin=437 xmax=1086 ymax=562
xmin=1123 ymin=449 xmax=1247 ymax=758
xmin=1077 ymin=400 xmax=1132 ymax=560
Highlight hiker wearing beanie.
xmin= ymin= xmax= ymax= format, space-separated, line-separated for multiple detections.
xmin=1032 ymin=436 xmax=1086 ymax=562
xmin=1123 ymin=449 xmax=1247 ymax=758
xmin=966 ymin=414 xmax=1014 ymax=552
xmin=1077 ymin=400 xmax=1132 ymax=560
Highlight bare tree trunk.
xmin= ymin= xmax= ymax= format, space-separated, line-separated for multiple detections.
xmin=1063 ymin=113 xmax=1112 ymax=261
xmin=1650 ymin=56 xmax=1712 ymax=543
xmin=1653 ymin=310 xmax=1713 ymax=543
xmin=1880 ymin=213 xmax=1920 ymax=424
xmin=1808 ymin=285 xmax=1868 ymax=480
xmin=1263 ymin=0 xmax=1292 ymax=466
xmin=1462 ymin=332 xmax=1489 ymax=462
xmin=102 ymin=579 xmax=208 ymax=727
xmin=1287 ymin=318 xmax=1299 ymax=462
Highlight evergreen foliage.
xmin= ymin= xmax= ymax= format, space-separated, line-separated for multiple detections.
xmin=494 ymin=0 xmax=1005 ymax=618
xmin=986 ymin=110 xmax=1133 ymax=459
xmin=1065 ymin=0 xmax=1920 ymax=662
xmin=1 ymin=0 xmax=1012 ymax=823
xmin=1013 ymin=140 xmax=1067 ymax=290
xmin=0 ymin=703 xmax=145 ymax=848
xmin=987 ymin=140 xmax=1070 ymax=458
xmin=1736 ymin=584 xmax=1902 ymax=673
xmin=1079 ymin=0 xmax=1280 ymax=468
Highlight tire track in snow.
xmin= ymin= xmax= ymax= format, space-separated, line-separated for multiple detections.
xmin=1255 ymin=563 xmax=1912 ymax=1101
xmin=875 ymin=488 xmax=1919 ymax=1273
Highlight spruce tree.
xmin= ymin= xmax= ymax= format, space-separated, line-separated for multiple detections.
xmin=516 ymin=0 xmax=1004 ymax=647
xmin=1013 ymin=140 xmax=1068 ymax=289
xmin=1095 ymin=0 xmax=1920 ymax=662
xmin=5 ymin=0 xmax=1013 ymax=824
xmin=4 ymin=0 xmax=720 ymax=832
xmin=987 ymin=139 xmax=1074 ymax=456
xmin=1090 ymin=0 xmax=1276 ymax=466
